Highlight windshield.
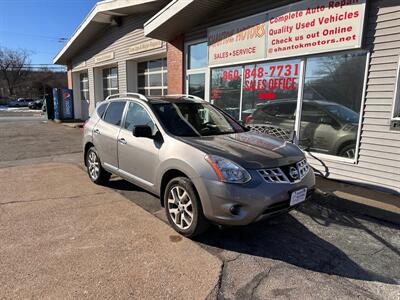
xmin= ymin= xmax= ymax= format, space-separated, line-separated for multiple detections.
xmin=324 ymin=104 xmax=359 ymax=124
xmin=151 ymin=101 xmax=245 ymax=137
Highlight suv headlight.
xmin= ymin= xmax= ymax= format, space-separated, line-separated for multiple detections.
xmin=205 ymin=155 xmax=251 ymax=183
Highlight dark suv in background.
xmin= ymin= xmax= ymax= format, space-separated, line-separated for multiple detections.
xmin=246 ymin=100 xmax=359 ymax=159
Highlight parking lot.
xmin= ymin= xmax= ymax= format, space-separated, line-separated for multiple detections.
xmin=0 ymin=111 xmax=399 ymax=299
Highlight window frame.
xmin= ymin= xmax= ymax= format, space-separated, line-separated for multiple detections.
xmin=102 ymin=66 xmax=119 ymax=100
xmin=79 ymin=72 xmax=89 ymax=102
xmin=185 ymin=39 xmax=210 ymax=101
xmin=205 ymin=49 xmax=370 ymax=164
xmin=391 ymin=56 xmax=400 ymax=120
xmin=137 ymin=58 xmax=168 ymax=96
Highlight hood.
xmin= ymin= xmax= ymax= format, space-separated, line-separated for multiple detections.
xmin=178 ymin=132 xmax=304 ymax=169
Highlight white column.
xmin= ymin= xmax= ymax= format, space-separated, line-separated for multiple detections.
xmin=72 ymin=72 xmax=82 ymax=119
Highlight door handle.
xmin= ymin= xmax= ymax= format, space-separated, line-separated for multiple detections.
xmin=93 ymin=129 xmax=100 ymax=135
xmin=118 ymin=138 xmax=127 ymax=145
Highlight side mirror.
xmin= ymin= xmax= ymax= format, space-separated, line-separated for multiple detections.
xmin=132 ymin=125 xmax=153 ymax=138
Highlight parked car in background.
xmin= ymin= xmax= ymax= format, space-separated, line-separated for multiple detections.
xmin=8 ymin=98 xmax=33 ymax=107
xmin=246 ymin=100 xmax=359 ymax=159
xmin=83 ymin=94 xmax=315 ymax=237
xmin=28 ymin=99 xmax=44 ymax=109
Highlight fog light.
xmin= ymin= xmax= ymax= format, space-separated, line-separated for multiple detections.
xmin=230 ymin=205 xmax=241 ymax=216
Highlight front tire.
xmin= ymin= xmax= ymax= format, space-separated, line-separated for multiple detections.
xmin=86 ymin=147 xmax=110 ymax=185
xmin=164 ymin=177 xmax=209 ymax=238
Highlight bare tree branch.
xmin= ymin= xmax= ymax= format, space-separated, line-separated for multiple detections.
xmin=0 ymin=47 xmax=31 ymax=96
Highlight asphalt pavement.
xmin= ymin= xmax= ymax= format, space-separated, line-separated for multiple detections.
xmin=1 ymin=111 xmax=399 ymax=299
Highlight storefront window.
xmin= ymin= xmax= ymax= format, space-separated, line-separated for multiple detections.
xmin=79 ymin=72 xmax=89 ymax=101
xmin=242 ymin=60 xmax=300 ymax=141
xmin=138 ymin=58 xmax=167 ymax=96
xmin=103 ymin=67 xmax=119 ymax=99
xmin=299 ymin=51 xmax=367 ymax=159
xmin=188 ymin=42 xmax=208 ymax=69
xmin=188 ymin=74 xmax=205 ymax=99
xmin=210 ymin=66 xmax=242 ymax=120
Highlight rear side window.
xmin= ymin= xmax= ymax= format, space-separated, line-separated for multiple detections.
xmin=103 ymin=101 xmax=125 ymax=126
xmin=97 ymin=102 xmax=108 ymax=118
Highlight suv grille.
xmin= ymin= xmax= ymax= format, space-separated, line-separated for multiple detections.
xmin=258 ymin=159 xmax=310 ymax=184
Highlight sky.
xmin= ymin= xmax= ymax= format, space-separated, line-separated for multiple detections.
xmin=0 ymin=0 xmax=98 ymax=66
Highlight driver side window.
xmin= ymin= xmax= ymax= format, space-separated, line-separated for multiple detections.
xmin=124 ymin=102 xmax=154 ymax=132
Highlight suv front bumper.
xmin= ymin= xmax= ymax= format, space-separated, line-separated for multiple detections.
xmin=195 ymin=168 xmax=315 ymax=226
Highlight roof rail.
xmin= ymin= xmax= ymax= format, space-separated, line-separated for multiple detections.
xmin=105 ymin=93 xmax=148 ymax=101
xmin=168 ymin=94 xmax=205 ymax=102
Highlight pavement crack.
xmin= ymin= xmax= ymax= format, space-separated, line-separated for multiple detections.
xmin=249 ymin=268 xmax=272 ymax=299
xmin=371 ymin=247 xmax=385 ymax=256
xmin=0 ymin=191 xmax=113 ymax=206
xmin=225 ymin=253 xmax=242 ymax=263
xmin=206 ymin=259 xmax=224 ymax=300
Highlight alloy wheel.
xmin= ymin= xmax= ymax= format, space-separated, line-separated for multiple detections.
xmin=87 ymin=151 xmax=100 ymax=180
xmin=343 ymin=148 xmax=355 ymax=159
xmin=167 ymin=186 xmax=194 ymax=230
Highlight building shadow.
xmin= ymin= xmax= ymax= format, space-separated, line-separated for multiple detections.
xmin=195 ymin=201 xmax=399 ymax=285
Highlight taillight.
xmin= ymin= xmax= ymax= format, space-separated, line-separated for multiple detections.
xmin=83 ymin=119 xmax=89 ymax=128
xmin=245 ymin=115 xmax=253 ymax=124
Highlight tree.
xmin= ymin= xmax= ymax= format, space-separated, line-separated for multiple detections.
xmin=0 ymin=47 xmax=30 ymax=96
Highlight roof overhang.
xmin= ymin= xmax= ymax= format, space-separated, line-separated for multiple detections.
xmin=144 ymin=0 xmax=228 ymax=41
xmin=54 ymin=0 xmax=164 ymax=65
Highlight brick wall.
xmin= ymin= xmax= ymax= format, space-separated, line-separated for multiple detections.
xmin=167 ymin=35 xmax=184 ymax=94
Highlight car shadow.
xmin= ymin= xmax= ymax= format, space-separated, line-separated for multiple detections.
xmin=104 ymin=177 xmax=399 ymax=284
xmin=107 ymin=178 xmax=145 ymax=192
xmin=195 ymin=200 xmax=399 ymax=285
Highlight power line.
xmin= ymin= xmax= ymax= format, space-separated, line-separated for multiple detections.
xmin=0 ymin=30 xmax=68 ymax=43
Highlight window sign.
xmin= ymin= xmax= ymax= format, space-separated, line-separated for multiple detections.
xmin=206 ymin=0 xmax=366 ymax=64
xmin=211 ymin=66 xmax=243 ymax=120
xmin=208 ymin=14 xmax=267 ymax=66
xmin=266 ymin=0 xmax=366 ymax=59
xmin=242 ymin=59 xmax=300 ymax=124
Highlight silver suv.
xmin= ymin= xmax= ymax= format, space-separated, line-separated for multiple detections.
xmin=83 ymin=94 xmax=315 ymax=237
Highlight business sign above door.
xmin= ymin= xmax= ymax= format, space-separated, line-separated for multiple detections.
xmin=266 ymin=0 xmax=366 ymax=59
xmin=207 ymin=0 xmax=366 ymax=66
xmin=208 ymin=14 xmax=267 ymax=66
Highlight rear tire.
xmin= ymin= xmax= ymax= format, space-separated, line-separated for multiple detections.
xmin=164 ymin=177 xmax=209 ymax=238
xmin=86 ymin=147 xmax=111 ymax=185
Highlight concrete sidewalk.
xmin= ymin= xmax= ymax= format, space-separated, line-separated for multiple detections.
xmin=0 ymin=163 xmax=222 ymax=299
xmin=316 ymin=177 xmax=400 ymax=225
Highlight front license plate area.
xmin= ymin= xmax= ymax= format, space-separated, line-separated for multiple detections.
xmin=290 ymin=188 xmax=307 ymax=206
